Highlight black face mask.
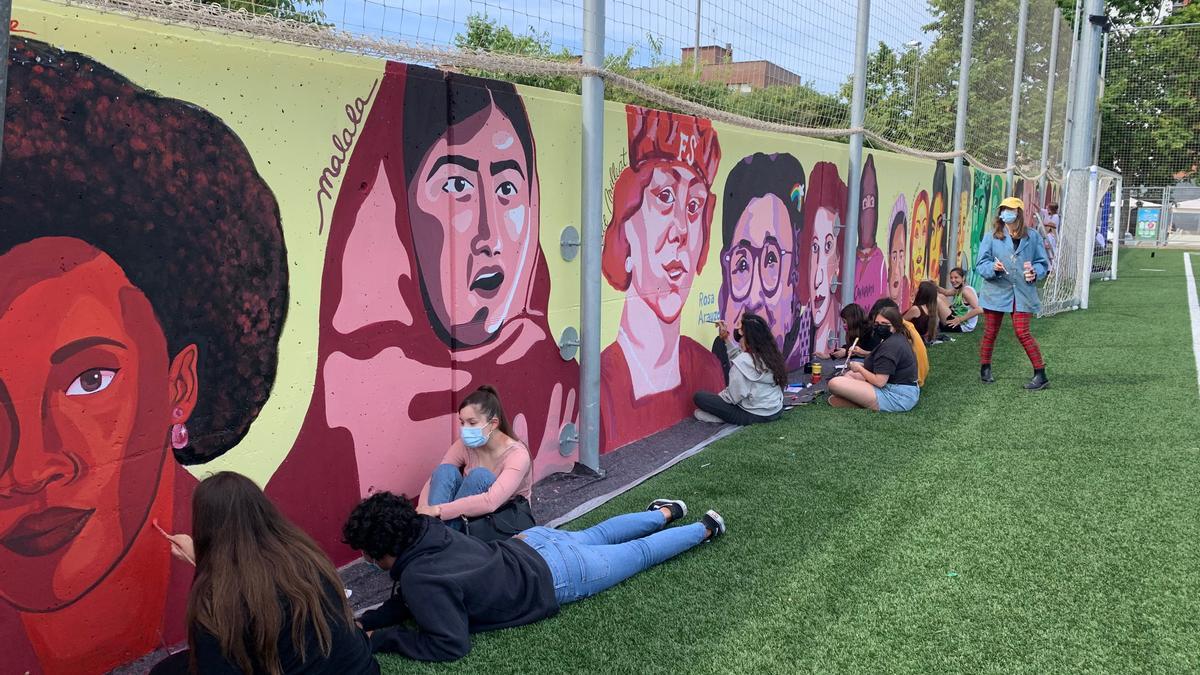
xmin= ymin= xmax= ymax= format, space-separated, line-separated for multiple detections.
xmin=873 ymin=324 xmax=893 ymax=340
xmin=733 ymin=329 xmax=744 ymax=342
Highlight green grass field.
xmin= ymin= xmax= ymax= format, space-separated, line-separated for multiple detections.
xmin=380 ymin=249 xmax=1200 ymax=674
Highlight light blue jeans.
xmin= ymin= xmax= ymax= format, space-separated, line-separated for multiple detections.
xmin=427 ymin=464 xmax=497 ymax=531
xmin=519 ymin=511 xmax=708 ymax=604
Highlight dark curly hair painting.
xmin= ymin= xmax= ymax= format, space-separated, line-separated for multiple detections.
xmin=0 ymin=37 xmax=287 ymax=674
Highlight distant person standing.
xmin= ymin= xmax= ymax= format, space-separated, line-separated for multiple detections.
xmin=1042 ymin=204 xmax=1059 ymax=268
xmin=974 ymin=197 xmax=1050 ymax=390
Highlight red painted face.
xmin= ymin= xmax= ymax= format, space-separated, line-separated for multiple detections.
xmin=0 ymin=237 xmax=191 ymax=612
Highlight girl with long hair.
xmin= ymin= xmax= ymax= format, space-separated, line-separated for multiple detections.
xmin=973 ymin=196 xmax=1050 ymax=389
xmin=693 ymin=313 xmax=787 ymax=425
xmin=415 ymin=386 xmax=534 ymax=535
xmin=152 ymin=473 xmax=378 ymax=674
xmin=904 ymin=280 xmax=941 ymax=344
xmin=815 ymin=303 xmax=878 ymax=360
xmin=827 ymin=306 xmax=921 ymax=413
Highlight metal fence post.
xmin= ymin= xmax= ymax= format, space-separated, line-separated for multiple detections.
xmin=1005 ymin=0 xmax=1030 ymax=192
xmin=1 ymin=0 xmax=13 ymax=170
xmin=1061 ymin=0 xmax=1084 ymax=173
xmin=693 ymin=0 xmax=702 ymax=75
xmin=578 ymin=0 xmax=604 ymax=475
xmin=947 ymin=0 xmax=976 ymax=274
xmin=1110 ymin=175 xmax=1122 ymax=280
xmin=1038 ymin=8 xmax=1062 ymax=197
xmin=1068 ymin=0 xmax=1104 ymax=171
xmin=841 ymin=0 xmax=871 ymax=314
xmin=1080 ymin=166 xmax=1099 ymax=309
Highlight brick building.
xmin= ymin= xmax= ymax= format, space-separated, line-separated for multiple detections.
xmin=679 ymin=44 xmax=803 ymax=92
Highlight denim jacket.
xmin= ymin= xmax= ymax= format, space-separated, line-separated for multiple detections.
xmin=973 ymin=228 xmax=1049 ymax=314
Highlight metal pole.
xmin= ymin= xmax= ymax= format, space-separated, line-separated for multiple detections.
xmin=911 ymin=54 xmax=919 ymax=145
xmin=578 ymin=0 xmax=604 ymax=475
xmin=1080 ymin=166 xmax=1099 ymax=309
xmin=1091 ymin=30 xmax=1109 ymax=165
xmin=1069 ymin=0 xmax=1104 ymax=170
xmin=693 ymin=0 xmax=702 ymax=75
xmin=1061 ymin=0 xmax=1083 ymax=173
xmin=0 ymin=0 xmax=13 ymax=170
xmin=1038 ymin=9 xmax=1062 ymax=197
xmin=1005 ymin=0 xmax=1030 ymax=191
xmin=1110 ymin=174 xmax=1122 ymax=280
xmin=842 ymin=0 xmax=871 ymax=313
xmin=947 ymin=0 xmax=976 ymax=274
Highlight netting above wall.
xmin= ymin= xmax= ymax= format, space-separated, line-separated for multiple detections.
xmin=34 ymin=0 xmax=1078 ymax=171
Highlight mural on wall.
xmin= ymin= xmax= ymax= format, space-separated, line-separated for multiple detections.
xmin=955 ymin=178 xmax=972 ymax=271
xmin=886 ymin=194 xmax=911 ymax=311
xmin=854 ymin=154 xmax=887 ymax=310
xmin=270 ymin=62 xmax=581 ymax=549
xmin=0 ymin=36 xmax=288 ymax=674
xmin=909 ymin=189 xmax=931 ymax=300
xmin=715 ymin=152 xmax=812 ymax=372
xmin=928 ymin=162 xmax=948 ymax=285
xmin=801 ymin=162 xmax=848 ymax=356
xmin=600 ymin=105 xmax=725 ymax=453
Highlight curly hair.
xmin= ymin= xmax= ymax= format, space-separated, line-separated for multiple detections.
xmin=0 ymin=37 xmax=287 ymax=464
xmin=342 ymin=492 xmax=424 ymax=561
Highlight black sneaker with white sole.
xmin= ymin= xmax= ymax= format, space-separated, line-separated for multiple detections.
xmin=647 ymin=499 xmax=687 ymax=522
xmin=701 ymin=510 xmax=726 ymax=541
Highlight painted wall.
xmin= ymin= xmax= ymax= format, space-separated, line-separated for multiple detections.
xmin=1 ymin=3 xmax=1029 ymax=673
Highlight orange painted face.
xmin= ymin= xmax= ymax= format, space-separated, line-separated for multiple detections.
xmin=910 ymin=196 xmax=930 ymax=286
xmin=0 ymin=237 xmax=193 ymax=612
xmin=929 ymin=192 xmax=945 ymax=281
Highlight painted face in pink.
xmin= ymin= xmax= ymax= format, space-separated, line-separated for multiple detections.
xmin=721 ymin=195 xmax=795 ymax=349
xmin=625 ymin=164 xmax=709 ymax=324
xmin=808 ymin=207 xmax=840 ymax=326
xmin=409 ymin=104 xmax=537 ymax=346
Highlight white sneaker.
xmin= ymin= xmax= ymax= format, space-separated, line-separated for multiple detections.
xmin=693 ymin=409 xmax=724 ymax=424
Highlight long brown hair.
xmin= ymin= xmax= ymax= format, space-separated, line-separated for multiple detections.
xmin=840 ymin=303 xmax=870 ymax=346
xmin=458 ymin=385 xmax=517 ymax=440
xmin=993 ymin=207 xmax=1026 ymax=240
xmin=186 ymin=472 xmax=353 ymax=675
xmin=739 ymin=313 xmax=789 ymax=388
xmin=913 ymin=281 xmax=940 ymax=343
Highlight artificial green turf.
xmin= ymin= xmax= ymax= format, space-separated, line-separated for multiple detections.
xmin=380 ymin=249 xmax=1200 ymax=674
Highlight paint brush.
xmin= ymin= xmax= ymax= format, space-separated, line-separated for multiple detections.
xmin=840 ymin=338 xmax=860 ymax=370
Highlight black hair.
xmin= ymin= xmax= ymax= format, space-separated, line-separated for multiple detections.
xmin=0 ymin=37 xmax=287 ymax=464
xmin=457 ymin=385 xmax=516 ymax=440
xmin=839 ymin=303 xmax=871 ymax=346
xmin=342 ymin=492 xmax=423 ymax=561
xmin=950 ymin=267 xmax=967 ymax=278
xmin=869 ymin=297 xmax=900 ymax=320
xmin=721 ymin=152 xmax=805 ymax=252
xmin=875 ymin=306 xmax=906 ymax=336
xmin=739 ymin=313 xmax=789 ymax=388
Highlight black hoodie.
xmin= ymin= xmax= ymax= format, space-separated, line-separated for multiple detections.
xmin=359 ymin=517 xmax=558 ymax=661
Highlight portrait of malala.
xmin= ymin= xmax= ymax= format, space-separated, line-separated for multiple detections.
xmin=0 ymin=37 xmax=287 ymax=674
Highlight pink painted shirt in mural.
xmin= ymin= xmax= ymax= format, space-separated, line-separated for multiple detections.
xmin=418 ymin=440 xmax=533 ymax=520
xmin=599 ymin=337 xmax=725 ymax=453
xmin=854 ymin=246 xmax=887 ymax=309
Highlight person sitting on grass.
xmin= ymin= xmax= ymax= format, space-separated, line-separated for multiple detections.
xmin=827 ymin=306 xmax=920 ymax=412
xmin=693 ymin=313 xmax=786 ymax=425
xmin=814 ymin=303 xmax=879 ymax=360
xmin=903 ymin=280 xmax=940 ymax=344
xmin=415 ymin=386 xmax=533 ymax=539
xmin=937 ymin=267 xmax=982 ymax=333
xmin=869 ymin=297 xmax=928 ymax=387
xmin=342 ymin=493 xmax=725 ymax=662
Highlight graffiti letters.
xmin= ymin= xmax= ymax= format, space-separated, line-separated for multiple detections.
xmin=316 ymin=79 xmax=378 ymax=233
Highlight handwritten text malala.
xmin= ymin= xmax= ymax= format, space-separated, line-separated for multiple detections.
xmin=316 ymin=80 xmax=379 ymax=233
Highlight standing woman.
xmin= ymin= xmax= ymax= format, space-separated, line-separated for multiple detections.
xmin=974 ymin=196 xmax=1050 ymax=390
xmin=153 ymin=472 xmax=378 ymax=674
xmin=693 ymin=313 xmax=786 ymax=425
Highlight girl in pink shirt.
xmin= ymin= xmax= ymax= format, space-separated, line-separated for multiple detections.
xmin=416 ymin=386 xmax=533 ymax=528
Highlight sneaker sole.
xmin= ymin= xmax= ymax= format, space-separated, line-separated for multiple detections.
xmin=703 ymin=509 xmax=726 ymax=539
xmin=648 ymin=500 xmax=688 ymax=519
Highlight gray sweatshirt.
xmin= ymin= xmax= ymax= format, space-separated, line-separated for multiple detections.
xmin=718 ymin=341 xmax=784 ymax=417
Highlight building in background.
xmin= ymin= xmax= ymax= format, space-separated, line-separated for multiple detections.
xmin=679 ymin=44 xmax=803 ymax=93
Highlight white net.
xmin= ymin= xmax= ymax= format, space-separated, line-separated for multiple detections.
xmin=1040 ymin=168 xmax=1115 ymax=316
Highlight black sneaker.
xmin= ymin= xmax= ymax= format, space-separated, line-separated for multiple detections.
xmin=701 ymin=510 xmax=726 ymax=541
xmin=980 ymin=364 xmax=995 ymax=383
xmin=1024 ymin=370 xmax=1049 ymax=391
xmin=647 ymin=499 xmax=687 ymax=522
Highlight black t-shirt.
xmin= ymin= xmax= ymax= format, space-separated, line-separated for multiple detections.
xmin=863 ymin=332 xmax=918 ymax=386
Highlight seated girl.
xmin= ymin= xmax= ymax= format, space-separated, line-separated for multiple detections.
xmin=815 ymin=303 xmax=880 ymax=360
xmin=692 ymin=313 xmax=786 ymax=425
xmin=903 ymin=280 xmax=940 ymax=344
xmin=416 ymin=386 xmax=533 ymax=533
xmin=152 ymin=472 xmax=378 ymax=675
xmin=826 ymin=306 xmax=920 ymax=413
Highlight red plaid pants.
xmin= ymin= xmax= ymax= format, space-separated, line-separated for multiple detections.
xmin=980 ymin=309 xmax=1044 ymax=369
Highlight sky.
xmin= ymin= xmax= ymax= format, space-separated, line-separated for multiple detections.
xmin=319 ymin=0 xmax=939 ymax=94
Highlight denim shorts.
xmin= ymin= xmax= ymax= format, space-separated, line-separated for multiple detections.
xmin=875 ymin=383 xmax=919 ymax=412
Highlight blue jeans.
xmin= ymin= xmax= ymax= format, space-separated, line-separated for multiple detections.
xmin=427 ymin=464 xmax=497 ymax=531
xmin=519 ymin=511 xmax=708 ymax=604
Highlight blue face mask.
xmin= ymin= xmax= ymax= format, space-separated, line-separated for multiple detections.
xmin=460 ymin=423 xmax=492 ymax=448
xmin=999 ymin=210 xmax=1018 ymax=224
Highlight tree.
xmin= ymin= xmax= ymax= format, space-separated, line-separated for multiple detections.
xmin=1099 ymin=2 xmax=1200 ymax=186
xmin=198 ymin=0 xmax=327 ymax=24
